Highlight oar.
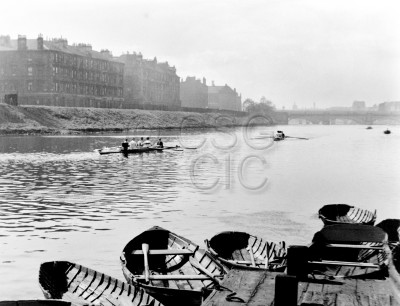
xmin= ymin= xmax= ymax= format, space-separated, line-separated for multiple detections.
xmin=264 ymin=253 xmax=269 ymax=269
xmin=189 ymin=257 xmax=221 ymax=284
xmin=285 ymin=136 xmax=309 ymax=140
xmin=142 ymin=243 xmax=150 ymax=283
xmin=251 ymin=136 xmax=274 ymax=139
xmin=247 ymin=247 xmax=256 ymax=267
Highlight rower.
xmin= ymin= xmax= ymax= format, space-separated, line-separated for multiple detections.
xmin=137 ymin=137 xmax=144 ymax=147
xmin=129 ymin=138 xmax=137 ymax=148
xmin=143 ymin=137 xmax=152 ymax=147
xmin=122 ymin=139 xmax=129 ymax=152
xmin=156 ymin=138 xmax=164 ymax=148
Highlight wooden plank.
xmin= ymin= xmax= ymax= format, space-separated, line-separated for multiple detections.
xmin=316 ymin=224 xmax=387 ymax=244
xmin=300 ymin=281 xmax=324 ymax=306
xmin=131 ymin=249 xmax=193 ymax=255
xmin=309 ymin=260 xmax=379 ymax=268
xmin=336 ymin=293 xmax=356 ymax=306
xmin=135 ymin=274 xmax=213 ymax=280
xmin=201 ymin=269 xmax=277 ymax=306
xmin=326 ymin=244 xmax=384 ymax=250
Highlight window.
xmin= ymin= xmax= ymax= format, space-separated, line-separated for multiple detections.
xmin=27 ymin=82 xmax=33 ymax=91
xmin=28 ymin=67 xmax=33 ymax=76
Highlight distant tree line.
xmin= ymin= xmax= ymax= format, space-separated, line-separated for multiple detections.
xmin=243 ymin=96 xmax=276 ymax=114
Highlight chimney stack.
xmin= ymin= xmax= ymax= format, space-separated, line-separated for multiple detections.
xmin=37 ymin=35 xmax=44 ymax=50
xmin=17 ymin=35 xmax=27 ymax=50
xmin=202 ymin=77 xmax=206 ymax=85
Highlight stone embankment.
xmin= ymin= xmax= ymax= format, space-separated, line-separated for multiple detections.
xmin=0 ymin=104 xmax=267 ymax=135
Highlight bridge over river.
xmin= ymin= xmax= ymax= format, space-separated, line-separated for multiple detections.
xmin=274 ymin=110 xmax=400 ymax=125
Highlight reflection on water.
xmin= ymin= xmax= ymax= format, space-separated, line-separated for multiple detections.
xmin=0 ymin=125 xmax=399 ymax=299
xmin=0 ymin=151 xmax=182 ymax=236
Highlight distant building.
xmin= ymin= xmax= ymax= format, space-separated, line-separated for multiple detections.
xmin=117 ymin=54 xmax=180 ymax=107
xmin=180 ymin=76 xmax=208 ymax=108
xmin=207 ymin=83 xmax=241 ymax=111
xmin=378 ymin=101 xmax=400 ymax=112
xmin=352 ymin=101 xmax=366 ymax=110
xmin=0 ymin=35 xmax=124 ymax=108
xmin=292 ymin=103 xmax=298 ymax=110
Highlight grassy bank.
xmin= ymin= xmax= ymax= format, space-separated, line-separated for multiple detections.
xmin=0 ymin=104 xmax=257 ymax=135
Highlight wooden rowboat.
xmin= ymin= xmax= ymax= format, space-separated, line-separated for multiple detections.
xmin=389 ymin=244 xmax=400 ymax=304
xmin=120 ymin=226 xmax=226 ymax=306
xmin=205 ymin=231 xmax=287 ymax=271
xmin=98 ymin=147 xmax=164 ymax=155
xmin=376 ymin=219 xmax=400 ymax=247
xmin=0 ymin=301 xmax=70 ymax=306
xmin=318 ymin=204 xmax=377 ymax=226
xmin=308 ymin=224 xmax=390 ymax=278
xmin=39 ymin=261 xmax=164 ymax=306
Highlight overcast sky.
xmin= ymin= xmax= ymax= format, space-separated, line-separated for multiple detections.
xmin=1 ymin=0 xmax=399 ymax=109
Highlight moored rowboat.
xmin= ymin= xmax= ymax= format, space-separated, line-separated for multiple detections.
xmin=120 ymin=226 xmax=226 ymax=306
xmin=308 ymin=224 xmax=390 ymax=278
xmin=376 ymin=219 xmax=400 ymax=247
xmin=39 ymin=261 xmax=164 ymax=306
xmin=318 ymin=204 xmax=377 ymax=226
xmin=0 ymin=301 xmax=70 ymax=306
xmin=205 ymin=231 xmax=287 ymax=271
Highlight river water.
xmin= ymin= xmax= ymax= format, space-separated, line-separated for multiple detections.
xmin=0 ymin=125 xmax=399 ymax=299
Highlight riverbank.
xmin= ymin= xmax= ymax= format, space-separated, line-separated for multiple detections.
xmin=0 ymin=104 xmax=264 ymax=135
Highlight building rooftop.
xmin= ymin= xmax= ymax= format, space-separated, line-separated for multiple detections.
xmin=0 ymin=35 xmax=119 ymax=61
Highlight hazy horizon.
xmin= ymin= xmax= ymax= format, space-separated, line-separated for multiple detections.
xmin=1 ymin=0 xmax=399 ymax=109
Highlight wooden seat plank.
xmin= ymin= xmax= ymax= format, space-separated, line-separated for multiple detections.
xmin=326 ymin=244 xmax=384 ymax=250
xmin=135 ymin=274 xmax=213 ymax=280
xmin=131 ymin=249 xmax=194 ymax=255
xmin=309 ymin=260 xmax=379 ymax=268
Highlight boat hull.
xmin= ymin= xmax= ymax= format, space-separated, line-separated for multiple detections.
xmin=120 ymin=226 xmax=225 ymax=306
xmin=309 ymin=224 xmax=390 ymax=278
xmin=0 ymin=302 xmax=70 ymax=306
xmin=318 ymin=204 xmax=377 ymax=226
xmin=39 ymin=261 xmax=164 ymax=306
xmin=99 ymin=147 xmax=163 ymax=155
xmin=206 ymin=231 xmax=287 ymax=271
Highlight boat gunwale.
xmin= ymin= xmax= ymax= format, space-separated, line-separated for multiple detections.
xmin=206 ymin=230 xmax=287 ymax=271
xmin=318 ymin=204 xmax=377 ymax=226
xmin=39 ymin=260 xmax=164 ymax=306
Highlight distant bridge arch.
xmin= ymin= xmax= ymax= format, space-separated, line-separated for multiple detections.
xmin=276 ymin=110 xmax=400 ymax=125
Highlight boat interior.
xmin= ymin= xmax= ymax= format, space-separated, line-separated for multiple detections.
xmin=123 ymin=228 xmax=224 ymax=291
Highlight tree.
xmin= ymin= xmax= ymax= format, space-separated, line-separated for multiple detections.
xmin=243 ymin=97 xmax=275 ymax=114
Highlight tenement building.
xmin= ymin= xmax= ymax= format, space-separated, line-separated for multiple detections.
xmin=207 ymin=83 xmax=242 ymax=111
xmin=0 ymin=35 xmax=124 ymax=108
xmin=180 ymin=76 xmax=208 ymax=109
xmin=118 ymin=53 xmax=180 ymax=108
xmin=378 ymin=101 xmax=400 ymax=112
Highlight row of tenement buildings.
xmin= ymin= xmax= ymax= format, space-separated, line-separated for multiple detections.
xmin=0 ymin=35 xmax=242 ymax=111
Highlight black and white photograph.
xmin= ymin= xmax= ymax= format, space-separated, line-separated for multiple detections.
xmin=0 ymin=0 xmax=399 ymax=305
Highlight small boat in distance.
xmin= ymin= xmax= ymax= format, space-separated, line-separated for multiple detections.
xmin=120 ymin=226 xmax=226 ymax=306
xmin=274 ymin=130 xmax=285 ymax=141
xmin=318 ymin=204 xmax=377 ymax=226
xmin=384 ymin=129 xmax=391 ymax=134
xmin=366 ymin=126 xmax=373 ymax=129
xmin=39 ymin=261 xmax=164 ymax=306
xmin=205 ymin=231 xmax=287 ymax=271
